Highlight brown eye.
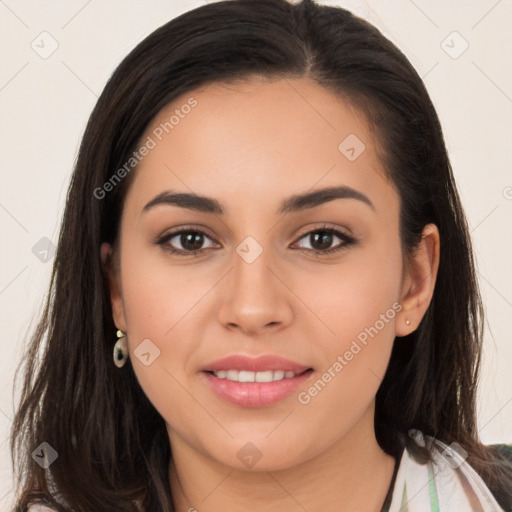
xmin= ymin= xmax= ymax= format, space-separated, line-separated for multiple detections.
xmin=176 ymin=232 xmax=207 ymax=251
xmin=156 ymin=229 xmax=217 ymax=255
xmin=293 ymin=227 xmax=356 ymax=255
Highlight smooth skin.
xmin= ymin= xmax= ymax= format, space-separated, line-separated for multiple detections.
xmin=102 ymin=76 xmax=440 ymax=512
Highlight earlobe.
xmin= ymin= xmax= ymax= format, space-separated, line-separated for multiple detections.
xmin=101 ymin=242 xmax=127 ymax=332
xmin=396 ymin=223 xmax=440 ymax=337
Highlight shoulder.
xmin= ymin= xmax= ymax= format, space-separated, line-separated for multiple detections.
xmin=484 ymin=443 xmax=512 ymax=512
xmin=391 ymin=431 xmax=511 ymax=511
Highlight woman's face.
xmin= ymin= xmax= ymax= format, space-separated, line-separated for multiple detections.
xmin=104 ymin=76 xmax=438 ymax=471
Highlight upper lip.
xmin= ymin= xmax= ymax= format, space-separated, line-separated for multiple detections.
xmin=201 ymin=355 xmax=311 ymax=373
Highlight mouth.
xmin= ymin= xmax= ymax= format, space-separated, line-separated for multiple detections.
xmin=200 ymin=354 xmax=314 ymax=407
xmin=201 ymin=353 xmax=311 ymax=374
xmin=205 ymin=368 xmax=312 ymax=383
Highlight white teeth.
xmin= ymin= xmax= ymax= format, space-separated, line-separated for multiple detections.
xmin=255 ymin=371 xmax=273 ymax=382
xmin=273 ymin=370 xmax=285 ymax=381
xmin=238 ymin=370 xmax=255 ymax=382
xmin=212 ymin=370 xmax=297 ymax=382
xmin=226 ymin=370 xmax=238 ymax=381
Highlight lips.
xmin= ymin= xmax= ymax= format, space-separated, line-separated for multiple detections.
xmin=200 ymin=354 xmax=313 ymax=407
xmin=201 ymin=354 xmax=311 ymax=374
xmin=212 ymin=369 xmax=298 ymax=382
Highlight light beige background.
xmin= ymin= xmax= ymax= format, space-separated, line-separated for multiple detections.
xmin=1 ymin=0 xmax=511 ymax=508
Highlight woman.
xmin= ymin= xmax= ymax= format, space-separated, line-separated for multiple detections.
xmin=11 ymin=0 xmax=512 ymax=511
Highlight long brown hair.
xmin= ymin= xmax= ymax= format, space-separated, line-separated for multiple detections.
xmin=11 ymin=0 xmax=512 ymax=510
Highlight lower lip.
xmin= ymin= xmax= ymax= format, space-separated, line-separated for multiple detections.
xmin=202 ymin=370 xmax=313 ymax=408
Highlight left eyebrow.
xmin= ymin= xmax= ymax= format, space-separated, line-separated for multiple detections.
xmin=279 ymin=185 xmax=375 ymax=214
xmin=141 ymin=185 xmax=375 ymax=216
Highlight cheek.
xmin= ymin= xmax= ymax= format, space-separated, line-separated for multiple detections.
xmin=119 ymin=253 xmax=206 ymax=434
xmin=296 ymin=259 xmax=400 ymax=431
xmin=120 ymin=239 xmax=211 ymax=338
xmin=304 ymin=237 xmax=402 ymax=390
xmin=118 ymin=246 xmax=206 ymax=392
xmin=313 ymin=241 xmax=402 ymax=337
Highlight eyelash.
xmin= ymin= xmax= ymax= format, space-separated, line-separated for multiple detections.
xmin=155 ymin=225 xmax=357 ymax=257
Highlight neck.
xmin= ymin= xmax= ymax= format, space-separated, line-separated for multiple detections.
xmin=168 ymin=404 xmax=396 ymax=512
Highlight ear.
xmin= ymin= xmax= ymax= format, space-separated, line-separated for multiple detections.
xmin=396 ymin=223 xmax=440 ymax=337
xmin=101 ymin=242 xmax=127 ymax=332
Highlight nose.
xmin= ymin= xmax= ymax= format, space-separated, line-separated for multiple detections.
xmin=217 ymin=238 xmax=293 ymax=336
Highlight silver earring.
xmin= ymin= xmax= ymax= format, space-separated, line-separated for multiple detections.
xmin=405 ymin=319 xmax=411 ymax=326
xmin=113 ymin=330 xmax=128 ymax=368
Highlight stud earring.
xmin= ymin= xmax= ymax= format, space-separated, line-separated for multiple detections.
xmin=405 ymin=319 xmax=411 ymax=326
xmin=113 ymin=329 xmax=128 ymax=368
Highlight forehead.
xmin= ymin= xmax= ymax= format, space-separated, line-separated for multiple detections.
xmin=124 ymin=76 xmax=396 ymax=217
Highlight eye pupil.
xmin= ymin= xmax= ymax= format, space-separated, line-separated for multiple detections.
xmin=312 ymin=231 xmax=333 ymax=250
xmin=182 ymin=232 xmax=204 ymax=251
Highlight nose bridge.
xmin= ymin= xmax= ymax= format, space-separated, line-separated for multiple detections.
xmin=231 ymin=234 xmax=276 ymax=298
xmin=218 ymin=232 xmax=291 ymax=332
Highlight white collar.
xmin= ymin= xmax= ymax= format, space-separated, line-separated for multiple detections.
xmin=387 ymin=430 xmax=505 ymax=511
